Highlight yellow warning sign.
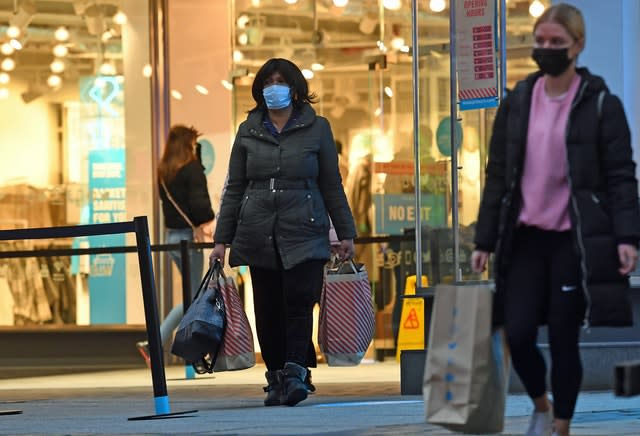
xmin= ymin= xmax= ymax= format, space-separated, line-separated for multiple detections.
xmin=403 ymin=308 xmax=420 ymax=329
xmin=396 ymin=275 xmax=428 ymax=360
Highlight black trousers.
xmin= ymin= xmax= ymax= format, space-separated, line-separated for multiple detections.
xmin=250 ymin=259 xmax=325 ymax=371
xmin=504 ymin=226 xmax=586 ymax=420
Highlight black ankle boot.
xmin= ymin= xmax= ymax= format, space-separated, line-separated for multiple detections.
xmin=263 ymin=370 xmax=282 ymax=406
xmin=281 ymin=362 xmax=308 ymax=406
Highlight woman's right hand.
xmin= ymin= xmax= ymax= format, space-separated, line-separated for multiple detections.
xmin=470 ymin=250 xmax=489 ymax=273
xmin=210 ymin=243 xmax=227 ymax=267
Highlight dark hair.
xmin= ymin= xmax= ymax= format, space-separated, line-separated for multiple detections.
xmin=335 ymin=139 xmax=343 ymax=155
xmin=158 ymin=125 xmax=200 ymax=183
xmin=250 ymin=58 xmax=317 ymax=112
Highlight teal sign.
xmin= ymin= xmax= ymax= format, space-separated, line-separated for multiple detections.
xmin=199 ymin=138 xmax=215 ymax=176
xmin=436 ymin=117 xmax=463 ymax=157
xmin=374 ymin=194 xmax=446 ymax=235
xmin=88 ymin=148 xmax=127 ymax=324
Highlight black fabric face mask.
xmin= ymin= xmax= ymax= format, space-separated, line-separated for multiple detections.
xmin=531 ymin=47 xmax=573 ymax=77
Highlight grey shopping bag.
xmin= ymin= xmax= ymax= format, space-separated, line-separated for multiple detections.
xmin=423 ymin=282 xmax=510 ymax=434
xmin=171 ymin=263 xmax=226 ymax=371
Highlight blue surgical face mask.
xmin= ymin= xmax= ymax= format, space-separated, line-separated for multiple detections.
xmin=262 ymin=84 xmax=291 ymax=109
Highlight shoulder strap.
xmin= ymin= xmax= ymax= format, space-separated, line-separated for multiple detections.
xmin=597 ymin=90 xmax=606 ymax=121
xmin=160 ymin=180 xmax=196 ymax=229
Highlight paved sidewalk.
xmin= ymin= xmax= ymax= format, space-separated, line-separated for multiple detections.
xmin=0 ymin=362 xmax=638 ymax=435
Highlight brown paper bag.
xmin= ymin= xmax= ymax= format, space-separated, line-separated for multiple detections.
xmin=423 ymin=282 xmax=510 ymax=434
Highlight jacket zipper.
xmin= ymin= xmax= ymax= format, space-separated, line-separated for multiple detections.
xmin=564 ymin=79 xmax=592 ymax=330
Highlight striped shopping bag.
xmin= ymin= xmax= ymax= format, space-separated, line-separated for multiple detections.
xmin=213 ymin=271 xmax=255 ymax=372
xmin=318 ymin=260 xmax=375 ymax=366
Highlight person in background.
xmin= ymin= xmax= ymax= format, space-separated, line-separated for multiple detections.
xmin=335 ymin=139 xmax=349 ymax=184
xmin=210 ymin=58 xmax=356 ymax=407
xmin=137 ymin=125 xmax=215 ymax=365
xmin=471 ymin=4 xmax=640 ymax=436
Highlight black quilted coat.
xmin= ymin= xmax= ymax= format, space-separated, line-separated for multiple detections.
xmin=474 ymin=68 xmax=640 ymax=327
xmin=214 ymin=104 xmax=356 ymax=270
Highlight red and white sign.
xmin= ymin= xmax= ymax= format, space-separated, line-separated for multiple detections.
xmin=455 ymin=0 xmax=498 ymax=110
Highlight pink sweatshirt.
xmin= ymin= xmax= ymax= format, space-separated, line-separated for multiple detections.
xmin=518 ymin=74 xmax=582 ymax=231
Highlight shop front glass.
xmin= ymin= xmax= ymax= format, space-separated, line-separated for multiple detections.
xmin=0 ymin=1 xmax=152 ymax=327
xmin=230 ymin=0 xmax=542 ymax=358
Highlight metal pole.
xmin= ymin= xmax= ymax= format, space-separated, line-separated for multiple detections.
xmin=450 ymin=0 xmax=461 ymax=282
xmin=149 ymin=0 xmax=171 ymax=317
xmin=410 ymin=0 xmax=422 ymax=288
xmin=133 ymin=216 xmax=170 ymax=415
xmin=499 ymin=0 xmax=507 ymax=99
xmin=179 ymin=239 xmax=192 ymax=313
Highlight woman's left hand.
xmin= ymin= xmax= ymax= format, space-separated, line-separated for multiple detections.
xmin=337 ymin=239 xmax=355 ymax=260
xmin=618 ymin=243 xmax=639 ymax=275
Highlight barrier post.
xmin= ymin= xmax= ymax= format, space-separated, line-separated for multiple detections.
xmin=130 ymin=216 xmax=197 ymax=419
xmin=179 ymin=239 xmax=195 ymax=379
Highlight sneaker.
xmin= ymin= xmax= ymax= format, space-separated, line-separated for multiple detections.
xmin=136 ymin=341 xmax=150 ymax=368
xmin=525 ymin=408 xmax=553 ymax=436
xmin=305 ymin=368 xmax=316 ymax=394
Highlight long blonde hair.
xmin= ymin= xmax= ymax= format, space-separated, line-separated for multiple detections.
xmin=158 ymin=125 xmax=200 ymax=184
xmin=534 ymin=3 xmax=585 ymax=42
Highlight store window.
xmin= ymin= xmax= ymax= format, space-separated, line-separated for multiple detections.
xmin=0 ymin=1 xmax=152 ymax=327
xmin=230 ymin=0 xmax=541 ymax=356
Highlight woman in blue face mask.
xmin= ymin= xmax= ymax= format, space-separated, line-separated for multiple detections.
xmin=210 ymin=58 xmax=356 ymax=407
xmin=471 ymin=4 xmax=640 ymax=436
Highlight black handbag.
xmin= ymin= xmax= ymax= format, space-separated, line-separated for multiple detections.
xmin=171 ymin=263 xmax=226 ymax=373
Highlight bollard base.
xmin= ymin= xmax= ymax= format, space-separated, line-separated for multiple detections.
xmin=0 ymin=409 xmax=22 ymax=415
xmin=128 ymin=409 xmax=198 ymax=421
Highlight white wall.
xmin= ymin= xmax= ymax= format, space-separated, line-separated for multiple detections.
xmin=560 ymin=0 xmax=640 ymax=175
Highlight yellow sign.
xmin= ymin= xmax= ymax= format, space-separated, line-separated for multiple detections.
xmin=396 ymin=297 xmax=425 ymax=360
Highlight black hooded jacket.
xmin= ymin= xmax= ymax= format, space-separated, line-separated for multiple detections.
xmin=474 ymin=67 xmax=640 ymax=326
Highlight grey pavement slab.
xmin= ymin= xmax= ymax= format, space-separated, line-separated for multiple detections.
xmin=0 ymin=363 xmax=638 ymax=435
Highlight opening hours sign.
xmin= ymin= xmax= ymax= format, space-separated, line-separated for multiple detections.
xmin=455 ymin=0 xmax=499 ymax=111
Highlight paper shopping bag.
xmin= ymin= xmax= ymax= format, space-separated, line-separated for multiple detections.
xmin=214 ymin=271 xmax=256 ymax=372
xmin=423 ymin=282 xmax=510 ymax=434
xmin=318 ymin=260 xmax=375 ymax=366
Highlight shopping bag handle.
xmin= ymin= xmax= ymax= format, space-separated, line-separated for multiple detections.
xmin=327 ymin=258 xmax=360 ymax=274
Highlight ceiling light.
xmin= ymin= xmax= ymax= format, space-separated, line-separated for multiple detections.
xmin=251 ymin=0 xmax=261 ymax=6
xmin=50 ymin=59 xmax=65 ymax=73
xmin=333 ymin=0 xmax=349 ymax=6
xmin=429 ymin=0 xmax=446 ymax=12
xmin=233 ymin=50 xmax=244 ymax=62
xmin=374 ymin=107 xmax=382 ymax=117
xmin=302 ymin=69 xmax=314 ymax=79
xmin=195 ymin=84 xmax=209 ymax=95
xmin=54 ymin=26 xmax=69 ymax=41
xmin=238 ymin=33 xmax=249 ymax=45
xmin=0 ymin=88 xmax=8 ymax=99
xmin=101 ymin=30 xmax=114 ymax=42
xmin=529 ymin=0 xmax=545 ymax=18
xmin=0 ymin=43 xmax=13 ymax=56
xmin=0 ymin=72 xmax=9 ymax=84
xmin=311 ymin=63 xmax=325 ymax=71
xmin=99 ymin=62 xmax=116 ymax=75
xmin=142 ymin=64 xmax=152 ymax=77
xmin=170 ymin=89 xmax=183 ymax=100
xmin=6 ymin=26 xmax=21 ymax=39
xmin=391 ymin=36 xmax=405 ymax=50
xmin=384 ymin=86 xmax=393 ymax=97
xmin=221 ymin=79 xmax=233 ymax=91
xmin=237 ymin=14 xmax=250 ymax=29
xmin=113 ymin=11 xmax=127 ymax=25
xmin=53 ymin=44 xmax=68 ymax=57
xmin=9 ymin=39 xmax=22 ymax=50
xmin=47 ymin=74 xmax=62 ymax=88
xmin=1 ymin=58 xmax=16 ymax=71
xmin=284 ymin=0 xmax=298 ymax=4
xmin=383 ymin=0 xmax=401 ymax=10
xmin=400 ymin=45 xmax=410 ymax=53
